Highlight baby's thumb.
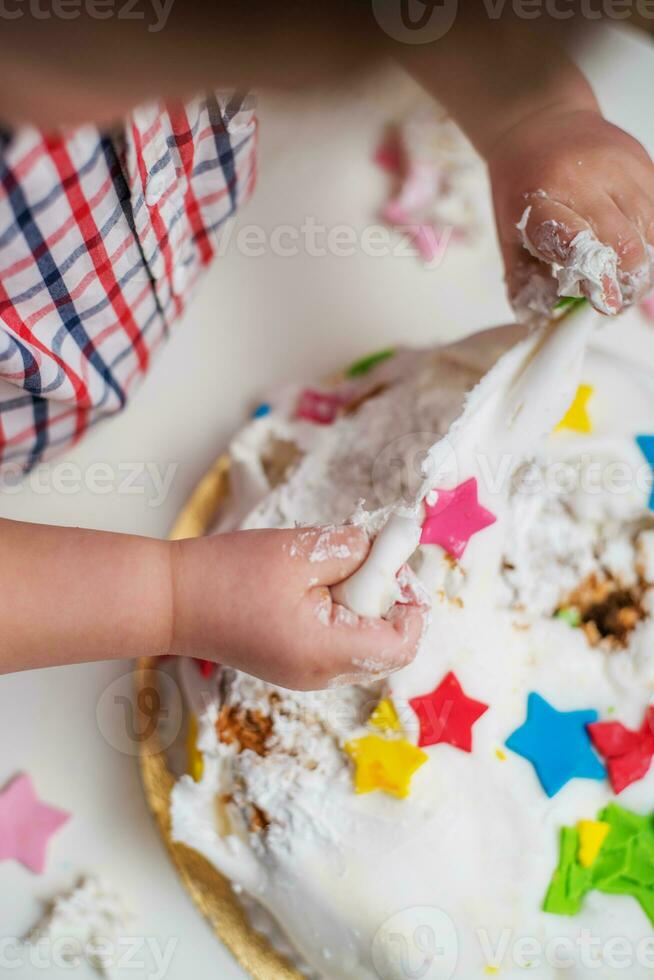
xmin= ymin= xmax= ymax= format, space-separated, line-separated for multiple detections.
xmin=289 ymin=524 xmax=370 ymax=586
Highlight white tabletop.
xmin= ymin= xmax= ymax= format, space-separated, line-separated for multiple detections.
xmin=0 ymin=23 xmax=653 ymax=980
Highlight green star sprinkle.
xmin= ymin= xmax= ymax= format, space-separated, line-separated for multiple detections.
xmin=345 ymin=348 xmax=395 ymax=378
xmin=544 ymin=804 xmax=654 ymax=925
xmin=543 ymin=827 xmax=593 ymax=915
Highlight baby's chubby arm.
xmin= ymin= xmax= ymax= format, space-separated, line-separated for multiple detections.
xmin=170 ymin=525 xmax=427 ymax=690
xmin=403 ymin=13 xmax=654 ymax=320
xmin=4 ymin=7 xmax=651 ymax=321
xmin=0 ymin=520 xmax=426 ymax=689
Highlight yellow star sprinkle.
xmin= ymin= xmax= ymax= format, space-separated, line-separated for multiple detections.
xmin=555 ymin=384 xmax=594 ymax=434
xmin=577 ymin=819 xmax=610 ymax=868
xmin=495 ymin=748 xmax=507 ymax=761
xmin=344 ymin=735 xmax=428 ymax=799
xmin=485 ymin=968 xmax=500 ymax=976
xmin=369 ymin=698 xmax=402 ymax=733
xmin=186 ymin=713 xmax=204 ymax=782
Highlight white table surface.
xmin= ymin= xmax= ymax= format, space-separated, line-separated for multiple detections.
xmin=0 ymin=23 xmax=653 ymax=980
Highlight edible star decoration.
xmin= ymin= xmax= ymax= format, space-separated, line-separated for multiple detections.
xmin=344 ymin=735 xmax=428 ymax=799
xmin=409 ymin=671 xmax=488 ymax=751
xmin=369 ymin=698 xmax=402 ymax=734
xmin=555 ymin=383 xmax=594 ymax=434
xmin=587 ymin=706 xmax=654 ymax=794
xmin=505 ymin=693 xmax=605 ymax=797
xmin=544 ymin=803 xmax=654 ymax=925
xmin=0 ymin=774 xmax=70 ymax=874
xmin=296 ymin=388 xmax=347 ymax=425
xmin=636 ymin=435 xmax=654 ymax=510
xmin=420 ymin=478 xmax=497 ymax=559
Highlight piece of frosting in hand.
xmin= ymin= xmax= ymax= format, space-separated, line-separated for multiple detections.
xmin=515 ymin=205 xmax=628 ymax=317
xmin=331 ymin=513 xmax=422 ymax=618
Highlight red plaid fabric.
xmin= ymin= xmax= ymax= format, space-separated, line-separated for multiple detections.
xmin=0 ymin=92 xmax=257 ymax=471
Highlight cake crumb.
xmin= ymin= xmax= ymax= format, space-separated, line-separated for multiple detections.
xmin=216 ymin=706 xmax=273 ymax=756
xmin=261 ymin=437 xmax=302 ymax=488
xmin=250 ymin=804 xmax=270 ymax=833
xmin=558 ymin=572 xmax=647 ymax=649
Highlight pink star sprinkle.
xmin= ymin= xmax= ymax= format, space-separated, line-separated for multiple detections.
xmin=420 ymin=477 xmax=497 ymax=559
xmin=0 ymin=773 xmax=70 ymax=874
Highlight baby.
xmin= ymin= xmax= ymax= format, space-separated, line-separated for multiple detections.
xmin=1 ymin=4 xmax=652 ymax=687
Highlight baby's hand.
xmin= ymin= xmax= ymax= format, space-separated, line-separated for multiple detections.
xmin=489 ymin=108 xmax=654 ymax=323
xmin=169 ymin=525 xmax=427 ymax=691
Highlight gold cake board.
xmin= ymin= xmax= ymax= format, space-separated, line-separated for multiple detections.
xmin=137 ymin=454 xmax=301 ymax=980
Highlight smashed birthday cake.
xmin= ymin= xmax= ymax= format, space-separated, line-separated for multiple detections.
xmin=169 ymin=315 xmax=654 ymax=979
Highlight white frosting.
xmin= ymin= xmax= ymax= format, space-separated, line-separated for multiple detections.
xmin=337 ymin=306 xmax=594 ymax=617
xmin=554 ymin=230 xmax=619 ymax=314
xmin=516 ymin=204 xmax=631 ymax=317
xmin=171 ymin=315 xmax=654 ymax=979
xmin=331 ymin=512 xmax=422 ymax=617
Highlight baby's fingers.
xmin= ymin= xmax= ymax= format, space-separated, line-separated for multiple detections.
xmin=518 ymin=197 xmax=622 ymax=315
xmin=287 ymin=524 xmax=370 ymax=587
xmin=503 ymin=243 xmax=558 ymax=326
xmin=297 ymin=587 xmax=427 ymax=691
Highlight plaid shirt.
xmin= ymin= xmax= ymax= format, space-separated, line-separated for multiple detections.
xmin=0 ymin=92 xmax=257 ymax=471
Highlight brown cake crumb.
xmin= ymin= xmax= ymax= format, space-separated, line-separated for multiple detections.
xmin=216 ymin=706 xmax=273 ymax=756
xmin=261 ymin=437 xmax=302 ymax=488
xmin=250 ymin=804 xmax=270 ymax=833
xmin=557 ymin=572 xmax=647 ymax=649
xmin=341 ymin=383 xmax=389 ymax=416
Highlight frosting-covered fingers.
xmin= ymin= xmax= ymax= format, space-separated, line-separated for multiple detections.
xmin=299 ymin=587 xmax=427 ymax=691
xmin=607 ymin=188 xmax=654 ymax=303
xmin=503 ymin=244 xmax=559 ymax=327
xmin=517 ymin=196 xmax=622 ymax=315
xmin=287 ymin=524 xmax=369 ymax=586
xmin=515 ymin=190 xmax=654 ymax=317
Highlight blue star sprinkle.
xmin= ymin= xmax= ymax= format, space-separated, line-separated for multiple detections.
xmin=636 ymin=436 xmax=654 ymax=510
xmin=505 ymin=693 xmax=606 ymax=798
xmin=252 ymin=403 xmax=272 ymax=419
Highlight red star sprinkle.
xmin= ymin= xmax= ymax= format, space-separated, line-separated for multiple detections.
xmin=296 ymin=388 xmax=348 ymax=425
xmin=409 ymin=671 xmax=489 ymax=751
xmin=0 ymin=774 xmax=70 ymax=874
xmin=420 ymin=477 xmax=497 ymax=559
xmin=194 ymin=659 xmax=215 ymax=678
xmin=587 ymin=706 xmax=654 ymax=794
